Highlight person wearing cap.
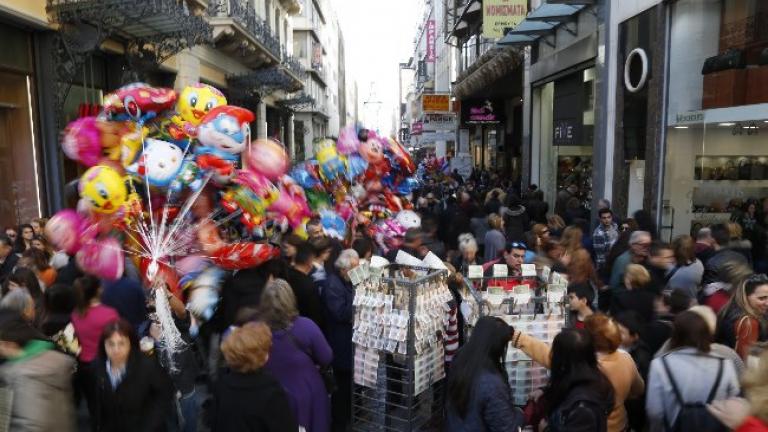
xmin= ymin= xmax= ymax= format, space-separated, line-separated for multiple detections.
xmin=0 ymin=310 xmax=76 ymax=431
xmin=610 ymin=231 xmax=652 ymax=294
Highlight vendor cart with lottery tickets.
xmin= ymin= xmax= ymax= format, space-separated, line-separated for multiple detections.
xmin=350 ymin=264 xmax=452 ymax=432
xmin=459 ymin=263 xmax=570 ymax=406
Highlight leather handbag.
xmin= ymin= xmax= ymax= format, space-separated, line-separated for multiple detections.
xmin=738 ymin=157 xmax=752 ymax=180
xmin=702 ymin=48 xmax=746 ymax=74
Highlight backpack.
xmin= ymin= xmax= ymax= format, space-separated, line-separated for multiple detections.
xmin=660 ymin=356 xmax=728 ymax=432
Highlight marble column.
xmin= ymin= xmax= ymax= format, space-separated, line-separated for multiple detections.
xmin=287 ymin=112 xmax=296 ymax=161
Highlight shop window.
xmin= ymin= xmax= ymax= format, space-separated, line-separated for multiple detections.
xmin=0 ymin=24 xmax=31 ymax=73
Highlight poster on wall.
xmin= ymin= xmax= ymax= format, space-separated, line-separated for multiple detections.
xmin=482 ymin=0 xmax=528 ymax=39
xmin=461 ymin=99 xmax=504 ymax=124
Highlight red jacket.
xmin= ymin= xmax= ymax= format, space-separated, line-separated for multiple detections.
xmin=737 ymin=417 xmax=768 ymax=432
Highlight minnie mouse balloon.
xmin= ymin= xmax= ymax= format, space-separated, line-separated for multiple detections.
xmin=336 ymin=125 xmax=360 ymax=155
xmin=76 ymin=237 xmax=124 ymax=280
xmin=45 ymin=209 xmax=87 ymax=254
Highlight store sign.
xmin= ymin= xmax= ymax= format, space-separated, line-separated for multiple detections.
xmin=422 ymin=94 xmax=451 ymax=113
xmin=422 ymin=113 xmax=457 ymax=131
xmin=482 ymin=0 xmax=528 ymax=39
xmin=674 ymin=110 xmax=705 ymax=125
xmin=461 ymin=99 xmax=504 ymax=124
xmin=411 ymin=121 xmax=424 ymax=135
xmin=421 ymin=131 xmax=455 ymax=143
xmin=426 ymin=20 xmax=436 ymax=63
xmin=552 ymin=73 xmax=584 ymax=146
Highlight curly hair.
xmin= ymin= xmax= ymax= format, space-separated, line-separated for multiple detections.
xmin=221 ymin=321 xmax=272 ymax=372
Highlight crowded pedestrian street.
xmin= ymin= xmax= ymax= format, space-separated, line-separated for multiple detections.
xmin=1 ymin=0 xmax=768 ymax=431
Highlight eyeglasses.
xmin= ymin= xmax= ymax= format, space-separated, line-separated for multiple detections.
xmin=508 ymin=242 xmax=528 ymax=250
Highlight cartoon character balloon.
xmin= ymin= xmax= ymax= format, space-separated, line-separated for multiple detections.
xmin=315 ymin=139 xmax=346 ymax=182
xmin=45 ymin=209 xmax=88 ymax=254
xmin=79 ymin=165 xmax=128 ymax=214
xmin=61 ymin=117 xmax=102 ymax=167
xmin=170 ymin=83 xmax=227 ymax=138
xmin=358 ymin=135 xmax=386 ymax=165
xmin=195 ymin=105 xmax=255 ymax=184
xmin=246 ymin=139 xmax=288 ymax=181
xmin=76 ymin=236 xmax=124 ymax=280
xmin=103 ymin=83 xmax=177 ymax=123
xmin=127 ymin=138 xmax=185 ymax=188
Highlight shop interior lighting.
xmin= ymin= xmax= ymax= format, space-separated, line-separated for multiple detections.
xmin=674 ymin=126 xmax=689 ymax=129
xmin=718 ymin=122 xmax=736 ymax=127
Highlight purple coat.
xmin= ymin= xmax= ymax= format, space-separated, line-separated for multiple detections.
xmin=265 ymin=316 xmax=333 ymax=432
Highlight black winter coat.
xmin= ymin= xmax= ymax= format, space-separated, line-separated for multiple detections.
xmin=209 ymin=368 xmax=298 ymax=432
xmin=547 ymin=380 xmax=613 ymax=432
xmin=94 ymin=354 xmax=174 ymax=432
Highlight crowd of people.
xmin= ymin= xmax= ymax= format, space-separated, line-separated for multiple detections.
xmin=3 ymin=169 xmax=768 ymax=431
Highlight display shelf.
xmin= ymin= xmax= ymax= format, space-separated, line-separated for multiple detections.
xmin=694 ymin=180 xmax=768 ymax=186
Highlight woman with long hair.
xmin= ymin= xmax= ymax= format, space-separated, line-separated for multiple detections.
xmin=647 ymin=311 xmax=740 ymax=431
xmin=667 ymin=235 xmax=704 ymax=300
xmin=70 ymin=275 xmax=119 ymax=428
xmin=260 ymin=278 xmax=333 ymax=432
xmin=559 ymin=226 xmax=584 ymax=265
xmin=1 ymin=267 xmax=44 ymax=326
xmin=445 ymin=316 xmax=525 ymax=431
xmin=543 ymin=328 xmax=614 ymax=431
xmin=532 ymin=224 xmax=551 ymax=253
xmin=94 ymin=319 xmax=173 ymax=432
xmin=512 ymin=314 xmax=644 ymax=432
xmin=547 ymin=215 xmax=566 ymax=238
xmin=484 ymin=214 xmax=506 ymax=263
xmin=716 ymin=273 xmax=768 ymax=360
xmin=15 ymin=223 xmax=34 ymax=252
xmin=19 ymin=247 xmax=57 ymax=289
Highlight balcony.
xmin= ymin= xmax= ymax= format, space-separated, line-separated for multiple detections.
xmin=207 ymin=0 xmax=282 ymax=68
xmin=227 ymin=66 xmax=304 ymax=108
xmin=278 ymin=0 xmax=302 ymax=15
xmin=307 ymin=62 xmax=327 ymax=86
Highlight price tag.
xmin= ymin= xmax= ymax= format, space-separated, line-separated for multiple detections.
xmin=493 ymin=264 xmax=508 ymax=278
xmin=348 ymin=265 xmax=367 ymax=286
xmin=467 ymin=265 xmax=484 ymax=279
xmin=547 ymin=285 xmax=566 ymax=303
xmin=485 ymin=292 xmax=506 ymax=307
xmin=511 ymin=284 xmax=531 ymax=304
xmin=521 ymin=264 xmax=537 ymax=277
xmin=540 ymin=265 xmax=551 ymax=282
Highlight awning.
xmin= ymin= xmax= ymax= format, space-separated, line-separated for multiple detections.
xmin=526 ymin=4 xmax=586 ymax=22
xmin=497 ymin=34 xmax=540 ymax=46
xmin=505 ymin=20 xmax=558 ymax=36
xmin=546 ymin=0 xmax=595 ymax=5
xmin=450 ymin=0 xmax=481 ymax=38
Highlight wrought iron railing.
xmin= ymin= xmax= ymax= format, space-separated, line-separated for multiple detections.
xmin=208 ymin=0 xmax=281 ymax=59
xmin=281 ymin=47 xmax=307 ymax=78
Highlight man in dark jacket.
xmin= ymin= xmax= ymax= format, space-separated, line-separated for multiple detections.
xmin=321 ymin=249 xmax=360 ymax=432
xmin=0 ymin=235 xmax=18 ymax=283
xmin=101 ymin=276 xmax=147 ymax=329
xmin=284 ymin=242 xmax=326 ymax=331
xmin=525 ymin=190 xmax=549 ymax=225
xmin=644 ymin=241 xmax=675 ymax=294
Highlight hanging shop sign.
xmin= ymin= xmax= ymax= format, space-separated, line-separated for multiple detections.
xmin=422 ymin=113 xmax=457 ymax=131
xmin=426 ymin=20 xmax=436 ymax=63
xmin=411 ymin=121 xmax=424 ymax=135
xmin=461 ymin=99 xmax=504 ymax=124
xmin=553 ymin=73 xmax=584 ymax=146
xmin=422 ymin=94 xmax=451 ymax=113
xmin=482 ymin=0 xmax=528 ymax=39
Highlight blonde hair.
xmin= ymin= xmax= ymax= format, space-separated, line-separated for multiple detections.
xmin=560 ymin=226 xmax=583 ymax=253
xmin=728 ymin=222 xmax=744 ymax=240
xmin=624 ymin=264 xmax=651 ymax=289
xmin=259 ymin=279 xmax=299 ymax=330
xmin=547 ymin=214 xmax=566 ymax=230
xmin=488 ymin=213 xmax=503 ymax=230
xmin=743 ymin=350 xmax=768 ymax=423
xmin=221 ymin=321 xmax=272 ymax=372
xmin=721 ymin=275 xmax=768 ymax=327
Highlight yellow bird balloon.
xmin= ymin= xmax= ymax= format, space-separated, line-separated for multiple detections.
xmin=174 ymin=84 xmax=227 ymax=130
xmin=79 ymin=165 xmax=128 ymax=214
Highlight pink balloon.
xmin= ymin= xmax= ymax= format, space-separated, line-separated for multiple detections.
xmin=175 ymin=255 xmax=210 ymax=276
xmin=76 ymin=237 xmax=124 ymax=281
xmin=45 ymin=209 xmax=86 ymax=254
xmin=246 ymin=139 xmax=288 ymax=181
xmin=336 ymin=126 xmax=360 ymax=155
xmin=61 ymin=117 xmax=102 ymax=167
xmin=268 ymin=184 xmax=311 ymax=228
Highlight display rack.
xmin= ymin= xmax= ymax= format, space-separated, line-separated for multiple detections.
xmin=351 ymin=265 xmax=451 ymax=432
xmin=461 ymin=268 xmax=569 ymax=406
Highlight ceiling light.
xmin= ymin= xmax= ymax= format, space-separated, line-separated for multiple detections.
xmin=718 ymin=122 xmax=735 ymax=127
xmin=674 ymin=126 xmax=689 ymax=129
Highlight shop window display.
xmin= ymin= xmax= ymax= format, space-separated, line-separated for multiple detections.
xmin=662 ymin=0 xmax=768 ymax=246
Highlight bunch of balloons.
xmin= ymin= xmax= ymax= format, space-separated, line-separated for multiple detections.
xmin=48 ymin=82 xmax=421 ymax=323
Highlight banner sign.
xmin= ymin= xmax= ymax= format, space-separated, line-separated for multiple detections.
xmin=421 ymin=131 xmax=455 ymax=143
xmin=422 ymin=113 xmax=457 ymax=131
xmin=460 ymin=99 xmax=504 ymax=124
xmin=411 ymin=121 xmax=424 ymax=135
xmin=422 ymin=94 xmax=451 ymax=113
xmin=482 ymin=0 xmax=528 ymax=39
xmin=426 ymin=20 xmax=436 ymax=63
xmin=553 ymin=73 xmax=584 ymax=146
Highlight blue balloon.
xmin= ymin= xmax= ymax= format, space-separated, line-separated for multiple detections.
xmin=346 ymin=154 xmax=369 ymax=180
xmin=289 ymin=165 xmax=320 ymax=189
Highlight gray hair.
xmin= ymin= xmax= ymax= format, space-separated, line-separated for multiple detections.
xmin=0 ymin=289 xmax=33 ymax=316
xmin=457 ymin=233 xmax=478 ymax=254
xmin=629 ymin=231 xmax=651 ymax=245
xmin=259 ymin=278 xmax=298 ymax=330
xmin=696 ymin=227 xmax=713 ymax=240
xmin=335 ymin=249 xmax=359 ymax=271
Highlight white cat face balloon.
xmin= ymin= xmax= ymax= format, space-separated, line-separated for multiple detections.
xmin=128 ymin=138 xmax=184 ymax=187
xmin=395 ymin=210 xmax=421 ymax=229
